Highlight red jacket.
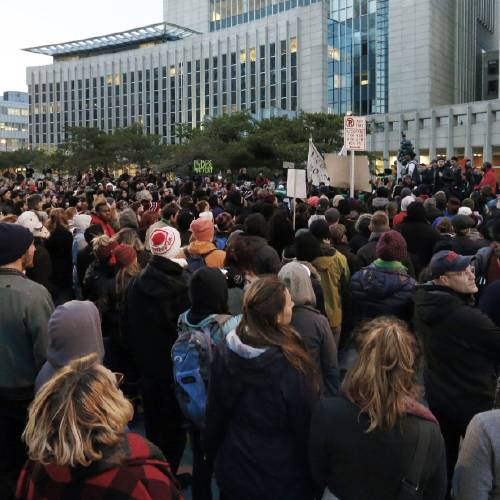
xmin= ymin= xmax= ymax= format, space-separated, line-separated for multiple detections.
xmin=90 ymin=213 xmax=116 ymax=237
xmin=16 ymin=433 xmax=182 ymax=500
xmin=475 ymin=169 xmax=497 ymax=193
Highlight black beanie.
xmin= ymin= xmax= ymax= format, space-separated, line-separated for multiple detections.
xmin=0 ymin=223 xmax=34 ymax=266
xmin=188 ymin=267 xmax=229 ymax=324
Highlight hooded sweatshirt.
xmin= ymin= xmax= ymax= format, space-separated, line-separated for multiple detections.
xmin=35 ymin=301 xmax=104 ymax=393
xmin=279 ymin=262 xmax=339 ymax=396
xmin=312 ymin=249 xmax=350 ymax=329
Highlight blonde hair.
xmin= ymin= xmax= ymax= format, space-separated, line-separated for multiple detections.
xmin=23 ymin=354 xmax=133 ymax=466
xmin=342 ymin=317 xmax=420 ymax=432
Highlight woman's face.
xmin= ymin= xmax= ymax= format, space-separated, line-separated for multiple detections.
xmin=277 ymin=289 xmax=294 ymax=326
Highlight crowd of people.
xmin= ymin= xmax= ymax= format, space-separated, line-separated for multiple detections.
xmin=0 ymin=158 xmax=499 ymax=500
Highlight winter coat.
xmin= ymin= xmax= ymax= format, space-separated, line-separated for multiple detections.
xmin=334 ymin=242 xmax=360 ymax=274
xmin=35 ymin=300 xmax=104 ymax=393
xmin=76 ymin=246 xmax=95 ymax=288
xmin=451 ymin=235 xmax=488 ymax=256
xmin=291 ymin=306 xmax=339 ymax=397
xmin=413 ymin=283 xmax=500 ymax=430
xmin=312 ymin=250 xmax=350 ymax=329
xmin=479 ymin=281 xmax=500 ymax=327
xmin=0 ymin=269 xmax=53 ymax=393
xmin=15 ymin=432 xmax=181 ymax=500
xmin=206 ymin=331 xmax=318 ymax=500
xmin=122 ymin=256 xmax=190 ymax=379
xmin=309 ymin=396 xmax=446 ymax=500
xmin=82 ymin=260 xmax=116 ymax=305
xmin=350 ymin=260 xmax=416 ymax=323
xmin=46 ymin=225 xmax=74 ymax=289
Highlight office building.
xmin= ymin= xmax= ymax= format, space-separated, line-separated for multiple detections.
xmin=0 ymin=91 xmax=29 ymax=151
xmin=25 ymin=0 xmax=328 ymax=150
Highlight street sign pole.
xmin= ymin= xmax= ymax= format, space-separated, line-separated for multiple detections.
xmin=350 ymin=150 xmax=355 ymax=198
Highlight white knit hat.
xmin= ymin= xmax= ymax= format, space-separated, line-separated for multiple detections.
xmin=401 ymin=195 xmax=415 ymax=211
xmin=149 ymin=226 xmax=181 ymax=260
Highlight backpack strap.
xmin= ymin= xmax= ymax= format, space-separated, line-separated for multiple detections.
xmin=399 ymin=421 xmax=433 ymax=498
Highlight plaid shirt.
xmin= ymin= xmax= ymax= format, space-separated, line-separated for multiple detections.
xmin=16 ymin=433 xmax=182 ymax=500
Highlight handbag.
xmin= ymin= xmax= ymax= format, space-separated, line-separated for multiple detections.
xmin=398 ymin=421 xmax=432 ymax=500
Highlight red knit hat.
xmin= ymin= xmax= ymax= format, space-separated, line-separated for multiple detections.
xmin=190 ymin=218 xmax=215 ymax=242
xmin=376 ymin=230 xmax=407 ymax=262
xmin=113 ymin=244 xmax=137 ymax=268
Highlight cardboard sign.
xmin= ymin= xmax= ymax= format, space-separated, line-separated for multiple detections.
xmin=282 ymin=161 xmax=295 ymax=169
xmin=344 ymin=116 xmax=366 ymax=151
xmin=286 ymin=169 xmax=307 ymax=199
xmin=193 ymin=159 xmax=213 ymax=174
xmin=324 ymin=154 xmax=371 ymax=192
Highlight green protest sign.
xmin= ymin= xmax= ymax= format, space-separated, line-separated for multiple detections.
xmin=193 ymin=159 xmax=213 ymax=174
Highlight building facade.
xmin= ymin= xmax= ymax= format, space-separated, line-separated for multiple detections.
xmin=26 ymin=0 xmax=329 ymax=150
xmin=0 ymin=92 xmax=29 ymax=151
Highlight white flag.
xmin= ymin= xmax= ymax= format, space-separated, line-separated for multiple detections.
xmin=307 ymin=138 xmax=330 ymax=186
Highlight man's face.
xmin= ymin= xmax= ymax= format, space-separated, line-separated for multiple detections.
xmin=438 ymin=160 xmax=445 ymax=168
xmin=98 ymin=205 xmax=112 ymax=222
xmin=21 ymin=243 xmax=36 ymax=270
xmin=3 ymin=191 xmax=11 ymax=201
xmin=439 ymin=265 xmax=477 ymax=294
xmin=450 ymin=159 xmax=456 ymax=166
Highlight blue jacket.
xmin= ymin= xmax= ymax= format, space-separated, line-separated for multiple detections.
xmin=350 ymin=261 xmax=416 ymax=323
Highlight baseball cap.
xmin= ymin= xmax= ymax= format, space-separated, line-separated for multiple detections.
xmin=430 ymin=250 xmax=473 ymax=279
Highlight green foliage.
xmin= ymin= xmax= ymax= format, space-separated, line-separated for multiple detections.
xmin=0 ymin=113 xmax=344 ymax=175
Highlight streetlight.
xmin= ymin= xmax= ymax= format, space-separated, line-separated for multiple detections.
xmin=0 ymin=139 xmax=6 ymax=152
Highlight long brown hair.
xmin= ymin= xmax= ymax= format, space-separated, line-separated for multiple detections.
xmin=47 ymin=207 xmax=69 ymax=233
xmin=236 ymin=276 xmax=319 ymax=392
xmin=342 ymin=317 xmax=420 ymax=432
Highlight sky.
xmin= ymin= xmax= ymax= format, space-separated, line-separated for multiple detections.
xmin=0 ymin=0 xmax=163 ymax=95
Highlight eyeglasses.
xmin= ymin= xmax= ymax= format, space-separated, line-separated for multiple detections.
xmin=113 ymin=372 xmax=125 ymax=387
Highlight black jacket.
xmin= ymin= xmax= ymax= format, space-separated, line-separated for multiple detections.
xmin=27 ymin=238 xmax=53 ymax=293
xmin=206 ymin=335 xmax=318 ymax=500
xmin=291 ymin=305 xmax=339 ymax=397
xmin=46 ymin=226 xmax=73 ymax=289
xmin=309 ymin=396 xmax=447 ymax=500
xmin=413 ymin=283 xmax=500 ymax=429
xmin=395 ymin=220 xmax=439 ymax=275
xmin=122 ymin=256 xmax=189 ymax=379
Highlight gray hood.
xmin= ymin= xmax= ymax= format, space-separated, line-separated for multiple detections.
xmin=278 ymin=261 xmax=316 ymax=307
xmin=35 ymin=300 xmax=104 ymax=393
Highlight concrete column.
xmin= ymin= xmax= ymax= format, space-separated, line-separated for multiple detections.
xmin=447 ymin=107 xmax=454 ymax=157
xmin=383 ymin=114 xmax=389 ymax=170
xmin=465 ymin=105 xmax=472 ymax=158
xmin=429 ymin=109 xmax=436 ymax=159
xmin=484 ymin=102 xmax=493 ymax=162
xmin=414 ymin=111 xmax=420 ymax=156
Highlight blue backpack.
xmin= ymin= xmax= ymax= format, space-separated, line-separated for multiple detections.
xmin=214 ymin=234 xmax=228 ymax=250
xmin=172 ymin=312 xmax=238 ymax=428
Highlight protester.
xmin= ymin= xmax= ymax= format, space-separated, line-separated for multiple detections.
xmin=206 ymin=277 xmax=319 ymax=500
xmin=278 ymin=261 xmax=339 ymax=396
xmin=413 ymin=250 xmax=500 ymax=488
xmin=309 ymin=317 xmax=446 ymax=500
xmin=91 ymin=201 xmax=116 ymax=237
xmin=46 ymin=208 xmax=74 ymax=305
xmin=122 ymin=226 xmax=190 ymax=476
xmin=17 ymin=354 xmax=181 ymax=500
xmin=0 ymin=223 xmax=53 ymax=498
xmin=176 ymin=267 xmax=240 ymax=500
xmin=179 ymin=217 xmax=226 ymax=270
